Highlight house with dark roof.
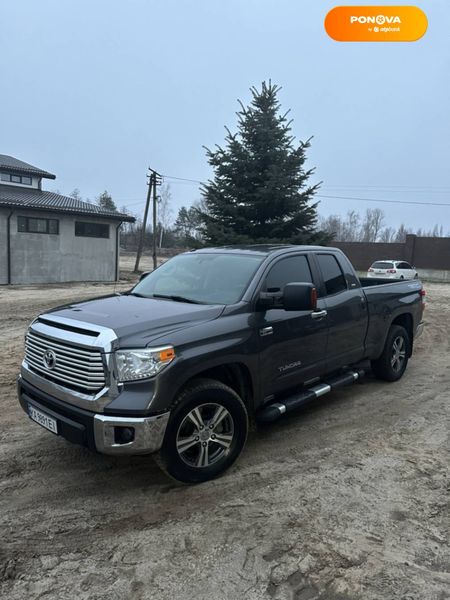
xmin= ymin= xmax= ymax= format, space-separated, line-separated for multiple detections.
xmin=0 ymin=154 xmax=135 ymax=284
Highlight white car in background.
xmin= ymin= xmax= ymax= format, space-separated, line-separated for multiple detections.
xmin=367 ymin=260 xmax=418 ymax=280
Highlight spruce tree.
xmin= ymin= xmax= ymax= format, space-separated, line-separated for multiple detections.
xmin=199 ymin=81 xmax=328 ymax=245
xmin=97 ymin=190 xmax=117 ymax=212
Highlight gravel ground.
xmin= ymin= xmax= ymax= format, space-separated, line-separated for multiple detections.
xmin=0 ymin=280 xmax=449 ymax=600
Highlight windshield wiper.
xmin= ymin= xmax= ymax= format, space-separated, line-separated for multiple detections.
xmin=126 ymin=291 xmax=148 ymax=298
xmin=152 ymin=293 xmax=203 ymax=304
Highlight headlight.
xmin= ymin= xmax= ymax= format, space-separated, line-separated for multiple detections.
xmin=115 ymin=346 xmax=175 ymax=382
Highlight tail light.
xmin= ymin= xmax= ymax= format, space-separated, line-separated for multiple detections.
xmin=387 ymin=269 xmax=397 ymax=273
xmin=368 ymin=268 xmax=374 ymax=272
xmin=420 ymin=288 xmax=426 ymax=309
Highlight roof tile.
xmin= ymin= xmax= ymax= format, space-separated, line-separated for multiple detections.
xmin=0 ymin=185 xmax=135 ymax=222
xmin=0 ymin=154 xmax=56 ymax=179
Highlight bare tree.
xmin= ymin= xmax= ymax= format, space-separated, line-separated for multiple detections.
xmin=120 ymin=205 xmax=135 ymax=235
xmin=318 ymin=214 xmax=343 ymax=240
xmin=318 ymin=210 xmax=364 ymax=242
xmin=70 ymin=188 xmax=83 ymax=201
xmin=431 ymin=224 xmax=443 ymax=237
xmin=394 ymin=223 xmax=409 ymax=242
xmin=379 ymin=226 xmax=396 ymax=243
xmin=342 ymin=210 xmax=361 ymax=241
xmin=157 ymin=184 xmax=173 ymax=248
xmin=361 ymin=208 xmax=385 ymax=242
xmin=318 ymin=207 xmax=446 ymax=243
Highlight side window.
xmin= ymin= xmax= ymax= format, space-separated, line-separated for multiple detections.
xmin=17 ymin=216 xmax=59 ymax=234
xmin=399 ymin=262 xmax=411 ymax=269
xmin=316 ymin=254 xmax=347 ymax=296
xmin=265 ymin=255 xmax=312 ymax=292
xmin=75 ymin=221 xmax=109 ymax=238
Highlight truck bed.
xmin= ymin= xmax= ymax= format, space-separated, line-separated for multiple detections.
xmin=358 ymin=276 xmax=423 ymax=360
xmin=359 ymin=276 xmax=418 ymax=288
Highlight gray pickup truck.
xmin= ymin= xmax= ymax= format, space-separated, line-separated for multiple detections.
xmin=18 ymin=245 xmax=425 ymax=483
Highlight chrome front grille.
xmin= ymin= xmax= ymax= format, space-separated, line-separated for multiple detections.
xmin=25 ymin=330 xmax=106 ymax=393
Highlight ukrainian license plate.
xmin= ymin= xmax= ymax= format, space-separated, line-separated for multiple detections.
xmin=29 ymin=404 xmax=58 ymax=434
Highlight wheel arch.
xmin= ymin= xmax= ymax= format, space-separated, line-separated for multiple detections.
xmin=391 ymin=313 xmax=414 ymax=356
xmin=171 ymin=362 xmax=254 ymax=413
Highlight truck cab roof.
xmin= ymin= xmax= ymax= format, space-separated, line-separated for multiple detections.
xmin=191 ymin=244 xmax=338 ymax=257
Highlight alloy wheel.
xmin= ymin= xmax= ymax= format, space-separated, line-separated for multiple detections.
xmin=176 ymin=403 xmax=235 ymax=468
xmin=391 ymin=336 xmax=406 ymax=372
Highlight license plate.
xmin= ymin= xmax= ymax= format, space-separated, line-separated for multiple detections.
xmin=29 ymin=404 xmax=58 ymax=434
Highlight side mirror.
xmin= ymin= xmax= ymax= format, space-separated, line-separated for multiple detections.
xmin=256 ymin=290 xmax=282 ymax=310
xmin=283 ymin=283 xmax=317 ymax=312
xmin=139 ymin=271 xmax=150 ymax=282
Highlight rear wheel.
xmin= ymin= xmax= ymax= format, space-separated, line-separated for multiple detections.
xmin=371 ymin=325 xmax=410 ymax=382
xmin=157 ymin=379 xmax=248 ymax=483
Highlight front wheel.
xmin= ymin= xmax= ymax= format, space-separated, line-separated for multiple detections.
xmin=157 ymin=379 xmax=248 ymax=483
xmin=371 ymin=324 xmax=410 ymax=382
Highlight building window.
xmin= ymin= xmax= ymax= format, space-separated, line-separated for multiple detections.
xmin=1 ymin=173 xmax=33 ymax=185
xmin=75 ymin=221 xmax=109 ymax=238
xmin=18 ymin=216 xmax=59 ymax=234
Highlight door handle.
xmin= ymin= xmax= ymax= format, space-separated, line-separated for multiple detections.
xmin=311 ymin=310 xmax=327 ymax=320
xmin=259 ymin=326 xmax=273 ymax=337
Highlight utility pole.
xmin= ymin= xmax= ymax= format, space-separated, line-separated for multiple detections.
xmin=152 ymin=173 xmax=158 ymax=270
xmin=152 ymin=170 xmax=162 ymax=270
xmin=133 ymin=170 xmax=153 ymax=273
xmin=134 ymin=167 xmax=162 ymax=273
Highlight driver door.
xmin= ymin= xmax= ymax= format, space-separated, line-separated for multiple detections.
xmin=256 ymin=254 xmax=328 ymax=399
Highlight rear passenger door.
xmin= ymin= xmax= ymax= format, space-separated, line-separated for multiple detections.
xmin=313 ymin=253 xmax=367 ymax=371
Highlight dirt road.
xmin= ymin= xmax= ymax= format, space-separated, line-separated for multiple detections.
xmin=1 ymin=282 xmax=449 ymax=600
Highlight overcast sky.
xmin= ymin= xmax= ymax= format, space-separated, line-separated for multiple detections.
xmin=1 ymin=0 xmax=449 ymax=231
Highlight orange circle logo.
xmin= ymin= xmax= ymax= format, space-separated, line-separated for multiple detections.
xmin=325 ymin=6 xmax=428 ymax=42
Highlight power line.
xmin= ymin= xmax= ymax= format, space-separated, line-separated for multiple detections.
xmin=162 ymin=175 xmax=450 ymax=193
xmin=316 ymin=194 xmax=450 ymax=207
xmin=112 ymin=173 xmax=450 ymax=212
xmin=163 ymin=174 xmax=203 ymax=184
xmin=120 ymin=193 xmax=450 ymax=213
xmin=323 ymin=187 xmax=450 ymax=195
xmin=323 ymin=184 xmax=450 ymax=190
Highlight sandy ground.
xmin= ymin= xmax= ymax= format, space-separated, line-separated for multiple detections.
xmin=0 ymin=279 xmax=449 ymax=600
xmin=119 ymin=253 xmax=169 ymax=279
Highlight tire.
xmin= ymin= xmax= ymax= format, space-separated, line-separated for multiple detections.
xmin=157 ymin=378 xmax=248 ymax=483
xmin=371 ymin=325 xmax=410 ymax=382
xmin=400 ymin=275 xmax=404 ymax=280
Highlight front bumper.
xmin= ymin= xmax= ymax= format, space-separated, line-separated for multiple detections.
xmin=18 ymin=376 xmax=170 ymax=455
xmin=93 ymin=413 xmax=170 ymax=455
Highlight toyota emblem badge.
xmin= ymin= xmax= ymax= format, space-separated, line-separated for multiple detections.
xmin=43 ymin=349 xmax=57 ymax=370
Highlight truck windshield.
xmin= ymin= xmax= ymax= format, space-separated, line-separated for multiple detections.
xmin=131 ymin=253 xmax=264 ymax=305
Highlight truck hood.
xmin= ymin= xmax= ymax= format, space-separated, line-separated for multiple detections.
xmin=45 ymin=294 xmax=224 ymax=347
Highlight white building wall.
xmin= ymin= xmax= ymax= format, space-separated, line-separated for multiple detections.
xmin=6 ymin=210 xmax=119 ymax=284
xmin=0 ymin=209 xmax=8 ymax=284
